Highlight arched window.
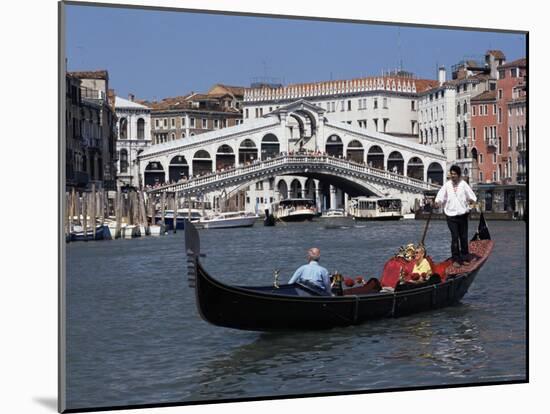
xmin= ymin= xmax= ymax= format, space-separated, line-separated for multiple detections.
xmin=137 ymin=118 xmax=145 ymax=139
xmin=346 ymin=140 xmax=364 ymax=163
xmin=119 ymin=117 xmax=128 ymax=139
xmin=120 ymin=149 xmax=128 ymax=173
xmin=239 ymin=139 xmax=258 ymax=164
xmin=261 ymin=134 xmax=279 ymax=160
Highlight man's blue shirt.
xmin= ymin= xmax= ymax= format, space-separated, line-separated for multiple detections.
xmin=288 ymin=261 xmax=331 ymax=294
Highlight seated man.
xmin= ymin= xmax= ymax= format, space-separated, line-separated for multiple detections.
xmin=288 ymin=247 xmax=332 ymax=295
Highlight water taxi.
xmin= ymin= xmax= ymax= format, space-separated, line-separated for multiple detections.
xmin=198 ymin=211 xmax=258 ymax=229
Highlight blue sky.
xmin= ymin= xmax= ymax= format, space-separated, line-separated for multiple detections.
xmin=65 ymin=4 xmax=526 ymax=101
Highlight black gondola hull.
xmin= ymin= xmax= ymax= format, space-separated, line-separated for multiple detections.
xmin=184 ymin=214 xmax=492 ymax=331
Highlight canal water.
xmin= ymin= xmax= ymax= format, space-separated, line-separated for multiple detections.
xmin=65 ymin=219 xmax=526 ymax=410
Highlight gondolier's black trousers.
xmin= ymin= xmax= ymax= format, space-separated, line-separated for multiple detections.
xmin=446 ymin=213 xmax=469 ymax=261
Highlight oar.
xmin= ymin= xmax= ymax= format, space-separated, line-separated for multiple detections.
xmin=419 ymin=204 xmax=434 ymax=246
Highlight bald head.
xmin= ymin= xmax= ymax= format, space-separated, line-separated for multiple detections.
xmin=307 ymin=247 xmax=321 ymax=262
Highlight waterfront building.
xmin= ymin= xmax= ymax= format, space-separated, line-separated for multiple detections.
xmin=471 ymin=58 xmax=527 ymax=217
xmin=65 ymin=73 xmax=86 ymax=191
xmin=114 ymin=94 xmax=152 ymax=188
xmin=143 ymin=84 xmax=244 ymax=147
xmin=69 ymin=70 xmax=117 ymax=190
xmin=242 ymin=72 xmax=439 ymax=141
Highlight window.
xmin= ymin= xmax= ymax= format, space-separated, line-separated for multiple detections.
xmin=181 ymin=117 xmax=186 ymax=126
xmin=493 ymin=153 xmax=497 ymax=163
xmin=473 ymin=105 xmax=476 ymax=116
xmin=374 ymin=99 xmax=378 ymax=109
xmin=463 ymin=102 xmax=468 ymax=114
xmin=484 ymin=105 xmax=488 ymax=115
xmin=255 ymin=108 xmax=259 ymax=118
xmin=358 ymin=120 xmax=367 ymax=129
xmin=202 ymin=119 xmax=208 ymax=129
xmin=259 ymin=108 xmax=263 ymax=116
xmin=155 ymin=119 xmax=159 ymax=128
xmin=511 ymin=68 xmax=518 ymax=78
xmin=214 ymin=119 xmax=219 ymax=129
xmin=222 ymin=119 xmax=227 ymax=128
xmin=493 ymin=171 xmax=497 ymax=181
xmin=347 ymin=100 xmax=352 ymax=111
xmin=358 ymin=99 xmax=362 ymax=110
xmin=383 ymin=97 xmax=388 ymax=108
xmin=245 ymin=109 xmax=249 ymax=119
xmin=498 ymin=137 xmax=502 ymax=154
xmin=472 ymin=127 xmax=476 ymax=141
xmin=255 ymin=181 xmax=263 ymax=190
xmin=163 ymin=119 xmax=167 ymax=128
xmin=456 ymin=103 xmax=461 ymax=116
xmin=498 ymin=107 xmax=502 ymax=123
xmin=190 ymin=117 xmax=195 ymax=128
xmin=498 ymin=89 xmax=503 ymax=100
xmin=463 ymin=121 xmax=468 ymax=138
xmin=498 ymin=69 xmax=506 ymax=79
xmin=373 ymin=118 xmax=378 ymax=131
xmin=479 ymin=153 xmax=483 ymax=164
xmin=411 ymin=100 xmax=416 ymax=111
xmin=326 ymin=102 xmax=331 ymax=112
xmin=340 ymin=100 xmax=345 ymax=111
xmin=508 ymin=127 xmax=512 ymax=148
xmin=269 ymin=107 xmax=272 ymax=112
xmin=171 ymin=118 xmax=175 ymax=128
xmin=479 ymin=171 xmax=483 ymax=182
xmin=493 ymin=104 xmax=497 ymax=115
xmin=331 ymin=102 xmax=335 ymax=112
xmin=171 ymin=133 xmax=175 ymax=140
xmin=457 ymin=122 xmax=461 ymax=138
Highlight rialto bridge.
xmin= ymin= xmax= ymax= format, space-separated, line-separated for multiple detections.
xmin=138 ymin=100 xmax=446 ymax=212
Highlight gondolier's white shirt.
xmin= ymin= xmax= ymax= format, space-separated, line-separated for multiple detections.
xmin=435 ymin=179 xmax=477 ymax=216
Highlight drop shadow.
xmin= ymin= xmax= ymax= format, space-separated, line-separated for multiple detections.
xmin=33 ymin=397 xmax=57 ymax=411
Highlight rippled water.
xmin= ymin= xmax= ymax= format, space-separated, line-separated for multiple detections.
xmin=65 ymin=219 xmax=526 ymax=410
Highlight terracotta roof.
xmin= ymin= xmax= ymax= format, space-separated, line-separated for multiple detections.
xmin=499 ymin=58 xmax=527 ymax=69
xmin=487 ymin=50 xmax=506 ymax=59
xmin=68 ymin=70 xmax=109 ymax=80
xmin=208 ymin=84 xmax=245 ymax=96
xmin=471 ymin=90 xmax=497 ymax=102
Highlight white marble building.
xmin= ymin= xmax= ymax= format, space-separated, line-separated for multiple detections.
xmin=242 ymin=74 xmax=439 ymax=141
xmin=115 ymin=95 xmax=152 ymax=187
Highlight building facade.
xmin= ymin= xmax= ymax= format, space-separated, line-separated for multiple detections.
xmin=242 ymin=73 xmax=439 ymax=141
xmin=69 ymin=70 xmax=117 ymax=190
xmin=114 ymin=94 xmax=152 ymax=188
xmin=143 ymin=84 xmax=244 ymax=149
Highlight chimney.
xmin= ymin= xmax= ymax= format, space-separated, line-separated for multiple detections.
xmin=438 ymin=66 xmax=446 ymax=86
xmin=128 ymin=93 xmax=135 ymax=102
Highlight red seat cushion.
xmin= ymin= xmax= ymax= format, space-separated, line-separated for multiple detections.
xmin=380 ymin=257 xmax=415 ymax=288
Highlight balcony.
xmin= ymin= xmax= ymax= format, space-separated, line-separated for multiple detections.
xmin=516 ymin=142 xmax=526 ymax=152
xmin=486 ymin=138 xmax=497 ymax=148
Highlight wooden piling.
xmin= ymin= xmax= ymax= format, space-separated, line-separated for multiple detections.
xmin=91 ymin=183 xmax=97 ymax=240
xmin=161 ymin=192 xmax=166 ymax=227
xmin=82 ymin=192 xmax=88 ymax=241
xmin=171 ymin=194 xmax=177 ymax=233
xmin=115 ymin=186 xmax=122 ymax=239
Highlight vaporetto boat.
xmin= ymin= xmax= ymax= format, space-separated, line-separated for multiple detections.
xmin=273 ymin=198 xmax=317 ymax=222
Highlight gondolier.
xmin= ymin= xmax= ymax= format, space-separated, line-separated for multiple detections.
xmin=434 ymin=165 xmax=477 ymax=268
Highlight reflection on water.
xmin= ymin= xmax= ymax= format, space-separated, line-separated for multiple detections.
xmin=66 ymin=220 xmax=526 ymax=409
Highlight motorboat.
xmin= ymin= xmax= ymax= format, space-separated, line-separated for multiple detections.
xmin=198 ymin=211 xmax=258 ymax=229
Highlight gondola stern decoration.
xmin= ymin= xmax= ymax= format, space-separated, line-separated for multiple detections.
xmin=184 ymin=219 xmax=201 ymax=288
xmin=471 ymin=211 xmax=491 ymax=241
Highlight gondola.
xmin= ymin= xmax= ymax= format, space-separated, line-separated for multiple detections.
xmin=184 ymin=214 xmax=493 ymax=331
